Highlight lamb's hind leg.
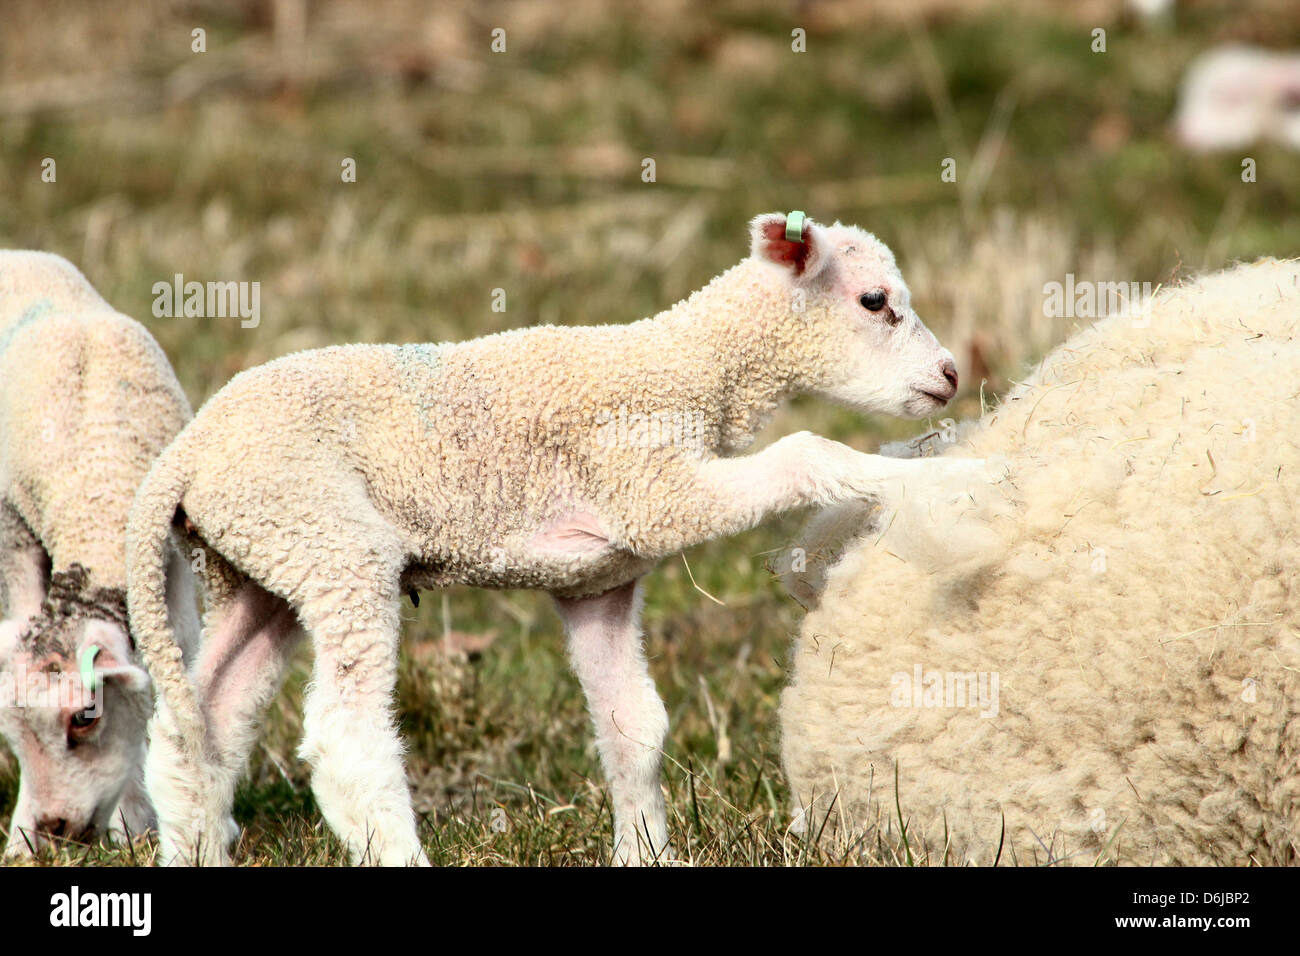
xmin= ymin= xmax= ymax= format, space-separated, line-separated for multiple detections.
xmin=112 ymin=542 xmax=207 ymax=843
xmin=196 ymin=583 xmax=303 ymax=849
xmin=295 ymin=554 xmax=425 ymax=867
xmin=147 ymin=578 xmax=303 ymax=865
xmin=553 ymin=579 xmax=671 ymax=865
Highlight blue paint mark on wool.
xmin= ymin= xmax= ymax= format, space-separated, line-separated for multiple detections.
xmin=0 ymin=297 xmax=55 ymax=356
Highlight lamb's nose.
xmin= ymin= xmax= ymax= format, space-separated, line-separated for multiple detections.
xmin=940 ymin=359 xmax=959 ymax=395
xmin=36 ymin=816 xmax=69 ymax=837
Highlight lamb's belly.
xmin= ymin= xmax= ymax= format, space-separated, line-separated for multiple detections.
xmin=403 ymin=546 xmax=657 ymax=597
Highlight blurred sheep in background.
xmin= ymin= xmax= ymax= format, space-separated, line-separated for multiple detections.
xmin=1175 ymin=45 xmax=1300 ymax=150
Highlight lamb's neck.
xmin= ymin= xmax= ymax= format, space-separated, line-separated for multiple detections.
xmin=648 ymin=259 xmax=809 ymax=450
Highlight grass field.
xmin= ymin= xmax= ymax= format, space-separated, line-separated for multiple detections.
xmin=2 ymin=0 xmax=1298 ymax=865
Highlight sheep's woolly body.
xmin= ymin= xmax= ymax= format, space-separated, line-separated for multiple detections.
xmin=1 ymin=252 xmax=192 ymax=591
xmin=781 ymin=259 xmax=1300 ymax=865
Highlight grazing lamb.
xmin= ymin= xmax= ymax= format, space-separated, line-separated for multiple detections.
xmin=1174 ymin=46 xmax=1300 ymax=151
xmin=0 ymin=251 xmax=198 ymax=858
xmin=781 ymin=258 xmax=1300 ymax=865
xmin=128 ymin=212 xmax=991 ymax=866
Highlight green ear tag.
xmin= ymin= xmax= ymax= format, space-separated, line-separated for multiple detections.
xmin=80 ymin=643 xmax=101 ymax=694
xmin=785 ymin=210 xmax=806 ymax=242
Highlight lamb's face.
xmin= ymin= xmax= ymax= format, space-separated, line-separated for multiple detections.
xmin=750 ymin=213 xmax=957 ymax=419
xmin=0 ymin=616 xmax=150 ymax=858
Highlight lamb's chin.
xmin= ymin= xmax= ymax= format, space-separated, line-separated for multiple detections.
xmin=901 ymin=394 xmax=945 ymax=419
xmin=821 ymin=390 xmax=918 ymax=419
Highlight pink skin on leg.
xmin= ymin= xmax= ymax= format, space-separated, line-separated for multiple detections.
xmin=553 ymin=579 xmax=670 ymax=865
xmin=148 ymin=583 xmax=303 ymax=866
xmin=196 ymin=583 xmax=303 ymax=742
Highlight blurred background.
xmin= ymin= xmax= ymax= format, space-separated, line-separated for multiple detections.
xmin=1 ymin=0 xmax=1297 ymax=864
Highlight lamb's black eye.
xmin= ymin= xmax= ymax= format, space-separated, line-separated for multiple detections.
xmin=69 ymin=709 xmax=100 ymax=740
xmin=860 ymin=290 xmax=887 ymax=312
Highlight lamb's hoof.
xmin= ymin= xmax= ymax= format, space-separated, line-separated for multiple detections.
xmin=1 ymin=837 xmax=34 ymax=861
xmin=611 ymin=838 xmax=675 ymax=867
xmin=158 ymin=827 xmax=234 ymax=866
xmin=879 ymin=456 xmax=1016 ymax=572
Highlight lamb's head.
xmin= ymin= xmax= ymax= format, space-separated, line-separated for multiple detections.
xmin=0 ymin=567 xmax=152 ymax=859
xmin=749 ymin=212 xmax=958 ymax=419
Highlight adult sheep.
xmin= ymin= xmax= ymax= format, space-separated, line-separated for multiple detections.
xmin=781 ymin=258 xmax=1300 ymax=866
xmin=127 ymin=212 xmax=997 ymax=866
xmin=0 ymin=251 xmax=199 ymax=858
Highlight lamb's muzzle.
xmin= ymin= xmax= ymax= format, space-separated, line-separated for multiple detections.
xmin=919 ymin=358 xmax=959 ymax=404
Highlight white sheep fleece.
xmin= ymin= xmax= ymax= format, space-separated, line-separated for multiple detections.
xmin=781 ymin=258 xmax=1300 ymax=866
xmin=126 ymin=212 xmax=989 ymax=866
xmin=0 ymin=251 xmax=198 ymax=857
xmin=0 ymin=253 xmax=192 ymax=586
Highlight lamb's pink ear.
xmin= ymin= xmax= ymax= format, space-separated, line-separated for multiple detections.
xmin=80 ymin=620 xmax=150 ymax=693
xmin=749 ymin=212 xmax=829 ymax=281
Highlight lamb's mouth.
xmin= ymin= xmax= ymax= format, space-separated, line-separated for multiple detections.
xmin=900 ymin=391 xmax=945 ymax=419
xmin=911 ymin=387 xmax=952 ymax=408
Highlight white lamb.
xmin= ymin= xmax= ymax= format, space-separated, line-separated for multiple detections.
xmin=0 ymin=251 xmax=199 ymax=858
xmin=781 ymin=258 xmax=1300 ymax=865
xmin=127 ymin=212 xmax=996 ymax=866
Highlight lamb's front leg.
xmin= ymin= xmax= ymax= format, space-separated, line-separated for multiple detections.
xmin=634 ymin=431 xmax=1006 ymax=566
xmin=688 ymin=431 xmax=976 ymax=539
xmin=553 ymin=580 xmax=670 ymax=866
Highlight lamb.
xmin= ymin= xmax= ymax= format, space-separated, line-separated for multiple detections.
xmin=126 ymin=211 xmax=994 ymax=866
xmin=780 ymin=258 xmax=1300 ymax=865
xmin=0 ymin=251 xmax=198 ymax=858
